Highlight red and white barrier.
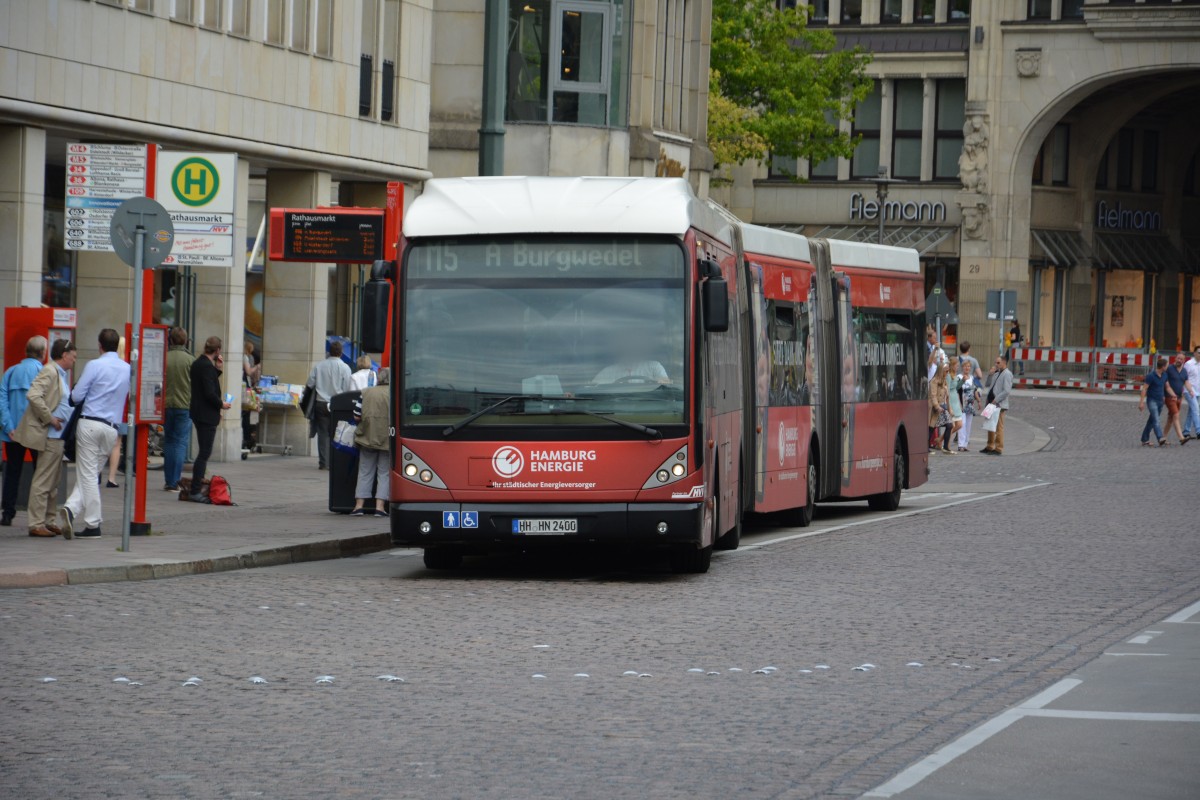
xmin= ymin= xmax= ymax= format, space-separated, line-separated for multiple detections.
xmin=1008 ymin=347 xmax=1155 ymax=392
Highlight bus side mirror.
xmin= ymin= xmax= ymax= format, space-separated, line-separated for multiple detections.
xmin=702 ymin=277 xmax=729 ymax=333
xmin=362 ymin=259 xmax=393 ymax=353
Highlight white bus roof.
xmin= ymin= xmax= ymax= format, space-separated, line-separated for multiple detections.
xmin=741 ymin=223 xmax=920 ymax=274
xmin=404 ymin=176 xmax=736 ymax=244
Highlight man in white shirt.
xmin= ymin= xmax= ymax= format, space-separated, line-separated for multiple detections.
xmin=60 ymin=329 xmax=131 ymax=538
xmin=1182 ymin=347 xmax=1200 ymax=441
xmin=306 ymin=340 xmax=351 ymax=470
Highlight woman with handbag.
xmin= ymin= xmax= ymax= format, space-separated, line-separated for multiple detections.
xmin=928 ymin=363 xmax=951 ymax=455
xmin=957 ymin=358 xmax=981 ymax=452
xmin=942 ymin=357 xmax=964 ymax=454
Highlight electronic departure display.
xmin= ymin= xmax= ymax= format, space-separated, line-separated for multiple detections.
xmin=268 ymin=207 xmax=385 ymax=263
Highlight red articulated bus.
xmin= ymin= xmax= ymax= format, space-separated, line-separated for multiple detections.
xmin=362 ymin=177 xmax=928 ymax=573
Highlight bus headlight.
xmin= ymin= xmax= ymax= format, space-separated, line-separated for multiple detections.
xmin=419 ymin=521 xmax=432 ymax=534
xmin=641 ymin=446 xmax=689 ymax=490
xmin=400 ymin=446 xmax=447 ymax=489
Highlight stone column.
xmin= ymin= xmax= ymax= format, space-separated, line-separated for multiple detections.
xmin=263 ymin=169 xmax=332 ymax=457
xmin=191 ymin=158 xmax=250 ymax=463
xmin=0 ymin=125 xmax=47 ymax=338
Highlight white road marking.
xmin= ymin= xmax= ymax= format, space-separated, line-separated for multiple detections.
xmin=1126 ymin=631 xmax=1163 ymax=645
xmin=728 ymin=483 xmax=1050 ymax=554
xmin=1102 ymin=652 xmax=1169 ymax=657
xmin=862 ymin=678 xmax=1081 ymax=798
xmin=1164 ymin=599 xmax=1200 ymax=623
xmin=1024 ymin=709 xmax=1200 ymax=723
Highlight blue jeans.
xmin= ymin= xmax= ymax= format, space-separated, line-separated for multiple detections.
xmin=1141 ymin=399 xmax=1164 ymax=444
xmin=1183 ymin=393 xmax=1200 ymax=438
xmin=162 ymin=408 xmax=192 ymax=488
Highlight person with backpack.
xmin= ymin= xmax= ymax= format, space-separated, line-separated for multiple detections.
xmin=188 ymin=336 xmax=231 ymax=503
xmin=350 ymin=368 xmax=391 ymax=517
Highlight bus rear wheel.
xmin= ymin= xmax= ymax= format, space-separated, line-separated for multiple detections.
xmin=423 ymin=547 xmax=463 ymax=570
xmin=868 ymin=439 xmax=904 ymax=512
xmin=782 ymin=452 xmax=816 ymax=528
xmin=669 ymin=544 xmax=713 ymax=574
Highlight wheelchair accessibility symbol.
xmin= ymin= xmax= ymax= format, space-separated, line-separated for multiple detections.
xmin=462 ymin=512 xmax=479 ymax=529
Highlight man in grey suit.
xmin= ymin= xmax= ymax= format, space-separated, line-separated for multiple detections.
xmin=12 ymin=339 xmax=77 ymax=537
xmin=982 ymin=354 xmax=1014 ymax=455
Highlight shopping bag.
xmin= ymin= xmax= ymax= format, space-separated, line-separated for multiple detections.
xmin=332 ymin=420 xmax=358 ymax=454
xmin=981 ymin=409 xmax=1000 ymax=432
xmin=980 ymin=403 xmax=998 ymax=420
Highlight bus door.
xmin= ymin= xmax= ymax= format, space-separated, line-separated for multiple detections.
xmin=834 ymin=272 xmax=857 ymax=490
xmin=808 ymin=239 xmax=841 ymax=501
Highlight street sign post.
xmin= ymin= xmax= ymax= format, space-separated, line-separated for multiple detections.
xmin=986 ymin=289 xmax=1018 ymax=356
xmin=925 ymin=281 xmax=958 ymax=354
xmin=110 ymin=197 xmax=174 ymax=552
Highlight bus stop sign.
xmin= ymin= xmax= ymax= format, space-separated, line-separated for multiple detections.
xmin=925 ymin=283 xmax=957 ymax=324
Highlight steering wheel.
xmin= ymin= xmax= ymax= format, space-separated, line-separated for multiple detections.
xmin=614 ymin=375 xmax=653 ymax=385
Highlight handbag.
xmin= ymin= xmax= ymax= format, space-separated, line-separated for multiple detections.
xmin=332 ymin=419 xmax=358 ymax=454
xmin=61 ymin=400 xmax=85 ymax=463
xmin=299 ymin=384 xmax=317 ymax=419
xmin=936 ymin=407 xmax=952 ymax=428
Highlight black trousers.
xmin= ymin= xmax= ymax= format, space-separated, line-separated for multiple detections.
xmin=2 ymin=441 xmax=36 ymax=518
xmin=191 ymin=423 xmax=217 ymax=491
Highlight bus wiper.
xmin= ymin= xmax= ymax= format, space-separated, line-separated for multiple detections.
xmin=553 ymin=408 xmax=661 ymax=440
xmin=442 ymin=395 xmax=531 ymax=437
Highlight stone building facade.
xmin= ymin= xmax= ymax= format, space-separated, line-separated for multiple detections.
xmin=719 ymin=0 xmax=1200 ymax=358
xmin=1 ymin=0 xmax=712 ymax=462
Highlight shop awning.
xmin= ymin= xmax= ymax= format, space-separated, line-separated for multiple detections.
xmin=1094 ymin=232 xmax=1187 ymax=274
xmin=1031 ymin=228 xmax=1093 ymax=269
xmin=808 ymin=225 xmax=958 ymax=254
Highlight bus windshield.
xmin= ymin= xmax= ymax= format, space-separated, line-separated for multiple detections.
xmin=401 ymin=236 xmax=687 ymax=432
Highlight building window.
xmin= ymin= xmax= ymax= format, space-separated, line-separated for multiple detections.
xmin=315 ymin=0 xmax=334 ymax=57
xmin=1050 ymin=124 xmax=1069 ymax=186
xmin=851 ymin=81 xmax=881 ymax=179
xmin=506 ymin=0 xmax=629 ymax=128
xmin=171 ymin=0 xmax=194 ymax=23
xmin=916 ymin=0 xmax=936 ymax=23
xmin=1061 ymin=0 xmax=1084 ymax=19
xmin=381 ymin=0 xmax=401 ymax=120
xmin=1027 ymin=0 xmax=1051 ymax=20
xmin=769 ymin=154 xmax=798 ymax=180
xmin=1032 ymin=147 xmax=1044 ymax=185
xmin=1142 ymin=130 xmax=1159 ymax=192
xmin=841 ymin=0 xmax=862 ymax=24
xmin=1116 ymin=128 xmax=1134 ymax=190
xmin=1095 ymin=145 xmax=1109 ymax=189
xmin=266 ymin=0 xmax=286 ymax=44
xmin=934 ymin=79 xmax=965 ymax=180
xmin=360 ymin=0 xmax=378 ymax=116
xmin=290 ymin=0 xmax=310 ymax=50
xmin=809 ymin=0 xmax=829 ymax=23
xmin=892 ymin=79 xmax=922 ymax=180
xmin=198 ymin=0 xmax=221 ymax=28
xmin=949 ymin=0 xmax=970 ymax=21
xmin=881 ymin=0 xmax=901 ymax=23
xmin=229 ymin=0 xmax=251 ymax=35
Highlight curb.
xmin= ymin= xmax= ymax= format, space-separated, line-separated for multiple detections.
xmin=0 ymin=533 xmax=392 ymax=590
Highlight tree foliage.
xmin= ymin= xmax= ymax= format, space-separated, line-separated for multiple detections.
xmin=709 ymin=0 xmax=873 ymax=175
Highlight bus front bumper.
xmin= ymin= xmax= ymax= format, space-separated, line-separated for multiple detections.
xmin=391 ymin=502 xmax=704 ymax=549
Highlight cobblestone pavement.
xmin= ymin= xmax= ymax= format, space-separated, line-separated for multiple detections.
xmin=1 ymin=394 xmax=1196 ymax=799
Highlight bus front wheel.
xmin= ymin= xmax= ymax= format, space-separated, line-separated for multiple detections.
xmin=782 ymin=451 xmax=816 ymax=528
xmin=423 ymin=547 xmax=463 ymax=570
xmin=669 ymin=544 xmax=713 ymax=574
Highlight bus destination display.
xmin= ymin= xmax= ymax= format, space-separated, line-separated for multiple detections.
xmin=270 ymin=208 xmax=384 ymax=264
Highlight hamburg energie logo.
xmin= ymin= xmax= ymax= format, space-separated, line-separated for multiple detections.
xmin=170 ymin=157 xmax=220 ymax=207
xmin=492 ymin=446 xmax=524 ymax=478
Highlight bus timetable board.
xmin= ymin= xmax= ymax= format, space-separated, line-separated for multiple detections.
xmin=268 ymin=207 xmax=384 ymax=263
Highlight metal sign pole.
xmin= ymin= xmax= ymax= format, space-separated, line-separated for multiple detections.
xmin=998 ymin=289 xmax=1007 ymax=358
xmin=122 ymin=225 xmax=145 ymax=553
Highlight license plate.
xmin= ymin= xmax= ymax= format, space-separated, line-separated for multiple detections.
xmin=513 ymin=518 xmax=578 ymax=535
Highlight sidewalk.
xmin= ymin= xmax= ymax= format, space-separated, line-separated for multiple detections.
xmin=0 ymin=452 xmax=390 ymax=588
xmin=0 ymin=399 xmax=1059 ymax=590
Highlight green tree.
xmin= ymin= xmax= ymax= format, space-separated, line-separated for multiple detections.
xmin=709 ymin=0 xmax=872 ymax=176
